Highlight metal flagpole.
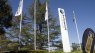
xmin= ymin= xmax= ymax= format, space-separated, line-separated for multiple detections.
xmin=18 ymin=12 xmax=22 ymax=50
xmin=73 ymin=11 xmax=81 ymax=50
xmin=47 ymin=19 xmax=50 ymax=52
xmin=34 ymin=0 xmax=37 ymax=50
xmin=16 ymin=0 xmax=23 ymax=50
xmin=45 ymin=1 xmax=50 ymax=52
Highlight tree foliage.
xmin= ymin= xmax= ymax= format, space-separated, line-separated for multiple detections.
xmin=1 ymin=0 xmax=61 ymax=51
xmin=28 ymin=0 xmax=60 ymax=50
xmin=0 ymin=0 xmax=13 ymax=51
xmin=0 ymin=0 xmax=13 ymax=35
xmin=72 ymin=43 xmax=80 ymax=51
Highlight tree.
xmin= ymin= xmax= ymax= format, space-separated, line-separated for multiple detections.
xmin=6 ymin=13 xmax=34 ymax=51
xmin=0 ymin=0 xmax=13 ymax=51
xmin=6 ymin=0 xmax=61 ymax=51
xmin=72 ymin=43 xmax=80 ymax=51
xmin=28 ymin=0 xmax=60 ymax=50
xmin=52 ymin=39 xmax=63 ymax=51
xmin=0 ymin=0 xmax=13 ymax=34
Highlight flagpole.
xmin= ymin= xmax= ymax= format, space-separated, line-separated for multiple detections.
xmin=18 ymin=12 xmax=22 ymax=50
xmin=45 ymin=1 xmax=50 ymax=52
xmin=47 ymin=19 xmax=50 ymax=52
xmin=73 ymin=11 xmax=81 ymax=51
xmin=34 ymin=0 xmax=37 ymax=50
xmin=16 ymin=0 xmax=23 ymax=50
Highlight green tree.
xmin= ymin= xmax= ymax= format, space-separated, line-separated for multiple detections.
xmin=28 ymin=0 xmax=60 ymax=50
xmin=72 ymin=43 xmax=80 ymax=51
xmin=6 ymin=0 xmax=61 ymax=51
xmin=52 ymin=40 xmax=63 ymax=51
xmin=0 ymin=0 xmax=13 ymax=51
xmin=6 ymin=13 xmax=34 ymax=51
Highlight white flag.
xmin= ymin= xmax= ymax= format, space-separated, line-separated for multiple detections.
xmin=58 ymin=8 xmax=71 ymax=52
xmin=73 ymin=11 xmax=76 ymax=22
xmin=15 ymin=0 xmax=23 ymax=16
xmin=45 ymin=2 xmax=48 ymax=21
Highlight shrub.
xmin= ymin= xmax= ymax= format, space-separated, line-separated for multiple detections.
xmin=50 ymin=51 xmax=63 ymax=53
xmin=29 ymin=50 xmax=48 ymax=53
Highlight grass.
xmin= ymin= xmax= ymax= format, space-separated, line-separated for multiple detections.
xmin=1 ymin=50 xmax=81 ymax=53
xmin=71 ymin=51 xmax=81 ymax=53
xmin=50 ymin=51 xmax=81 ymax=53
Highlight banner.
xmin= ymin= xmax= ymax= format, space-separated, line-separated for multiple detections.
xmin=15 ymin=0 xmax=23 ymax=16
xmin=45 ymin=2 xmax=48 ymax=21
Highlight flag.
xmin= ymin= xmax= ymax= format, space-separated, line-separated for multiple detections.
xmin=15 ymin=0 xmax=23 ymax=16
xmin=45 ymin=2 xmax=48 ymax=21
xmin=58 ymin=8 xmax=71 ymax=52
xmin=73 ymin=11 xmax=76 ymax=22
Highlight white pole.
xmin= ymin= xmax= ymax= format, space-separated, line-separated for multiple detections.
xmin=47 ymin=19 xmax=50 ymax=52
xmin=73 ymin=11 xmax=81 ymax=50
xmin=34 ymin=0 xmax=37 ymax=50
xmin=18 ymin=13 xmax=22 ymax=50
xmin=45 ymin=1 xmax=50 ymax=52
xmin=15 ymin=0 xmax=23 ymax=51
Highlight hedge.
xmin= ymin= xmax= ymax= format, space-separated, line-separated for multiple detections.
xmin=29 ymin=50 xmax=48 ymax=53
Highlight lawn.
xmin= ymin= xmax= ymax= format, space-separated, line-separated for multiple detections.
xmin=45 ymin=50 xmax=81 ymax=53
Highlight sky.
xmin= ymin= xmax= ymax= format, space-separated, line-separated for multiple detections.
xmin=9 ymin=0 xmax=95 ymax=44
